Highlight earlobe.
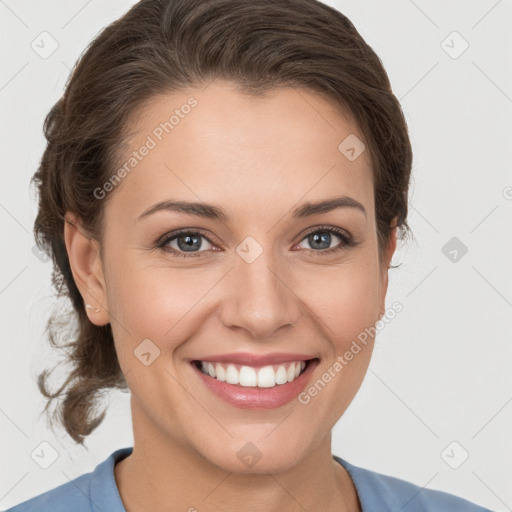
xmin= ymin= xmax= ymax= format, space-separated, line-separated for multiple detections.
xmin=63 ymin=212 xmax=110 ymax=325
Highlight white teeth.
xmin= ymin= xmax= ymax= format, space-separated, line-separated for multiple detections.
xmin=225 ymin=364 xmax=239 ymax=384
xmin=286 ymin=364 xmax=295 ymax=382
xmin=239 ymin=366 xmax=257 ymax=386
xmin=257 ymin=365 xmax=276 ymax=388
xmin=197 ymin=360 xmax=309 ymax=388
xmin=215 ymin=363 xmax=226 ymax=382
xmin=275 ymin=365 xmax=288 ymax=385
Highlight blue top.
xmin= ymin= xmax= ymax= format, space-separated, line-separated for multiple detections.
xmin=5 ymin=447 xmax=494 ymax=511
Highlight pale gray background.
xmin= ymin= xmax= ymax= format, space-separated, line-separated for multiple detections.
xmin=1 ymin=0 xmax=511 ymax=510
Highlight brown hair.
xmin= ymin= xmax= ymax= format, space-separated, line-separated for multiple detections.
xmin=33 ymin=0 xmax=413 ymax=445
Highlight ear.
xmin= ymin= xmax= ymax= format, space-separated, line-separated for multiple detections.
xmin=378 ymin=218 xmax=398 ymax=319
xmin=64 ymin=211 xmax=110 ymax=326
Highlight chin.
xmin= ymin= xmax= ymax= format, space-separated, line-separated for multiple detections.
xmin=195 ymin=434 xmax=312 ymax=475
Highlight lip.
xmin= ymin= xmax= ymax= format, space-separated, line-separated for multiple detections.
xmin=190 ymin=352 xmax=316 ymax=367
xmin=190 ymin=357 xmax=320 ymax=409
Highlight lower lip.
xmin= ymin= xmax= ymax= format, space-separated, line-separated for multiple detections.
xmin=191 ymin=359 xmax=319 ymax=409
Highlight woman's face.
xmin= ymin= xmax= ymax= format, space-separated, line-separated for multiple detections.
xmin=73 ymin=80 xmax=396 ymax=472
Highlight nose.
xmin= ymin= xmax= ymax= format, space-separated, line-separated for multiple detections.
xmin=219 ymin=247 xmax=301 ymax=339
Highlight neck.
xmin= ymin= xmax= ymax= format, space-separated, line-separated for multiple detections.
xmin=114 ymin=399 xmax=361 ymax=512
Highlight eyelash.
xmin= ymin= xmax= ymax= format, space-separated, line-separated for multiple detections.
xmin=155 ymin=225 xmax=357 ymax=259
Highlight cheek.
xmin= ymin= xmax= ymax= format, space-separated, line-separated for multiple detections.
xmin=288 ymin=261 xmax=381 ymax=434
xmin=108 ymin=250 xmax=381 ymax=348
xmin=105 ymin=260 xmax=203 ymax=408
xmin=106 ymin=257 xmax=219 ymax=354
xmin=298 ymin=258 xmax=381 ymax=342
xmin=116 ymin=272 xmax=189 ymax=331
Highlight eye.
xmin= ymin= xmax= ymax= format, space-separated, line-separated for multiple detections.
xmin=156 ymin=229 xmax=216 ymax=258
xmin=294 ymin=226 xmax=354 ymax=255
xmin=155 ymin=225 xmax=356 ymax=259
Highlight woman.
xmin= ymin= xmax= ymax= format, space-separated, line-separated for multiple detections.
xmin=7 ymin=0 xmax=495 ymax=510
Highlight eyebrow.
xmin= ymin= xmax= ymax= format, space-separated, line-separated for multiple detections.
xmin=137 ymin=195 xmax=367 ymax=222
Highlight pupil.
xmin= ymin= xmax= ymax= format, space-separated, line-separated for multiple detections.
xmin=310 ymin=232 xmax=330 ymax=250
xmin=178 ymin=234 xmax=201 ymax=252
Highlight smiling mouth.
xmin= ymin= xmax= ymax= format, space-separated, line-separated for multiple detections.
xmin=192 ymin=359 xmax=317 ymax=389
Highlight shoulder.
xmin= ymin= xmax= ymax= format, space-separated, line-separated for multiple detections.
xmin=334 ymin=455 xmax=495 ymax=512
xmin=5 ymin=447 xmax=133 ymax=512
xmin=5 ymin=472 xmax=94 ymax=512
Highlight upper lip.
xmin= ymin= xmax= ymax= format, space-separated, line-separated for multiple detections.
xmin=191 ymin=352 xmax=317 ymax=366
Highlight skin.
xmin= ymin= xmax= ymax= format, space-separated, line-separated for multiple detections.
xmin=64 ymin=80 xmax=397 ymax=512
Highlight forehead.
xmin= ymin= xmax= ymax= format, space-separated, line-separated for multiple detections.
xmin=105 ymin=80 xmax=374 ymax=223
